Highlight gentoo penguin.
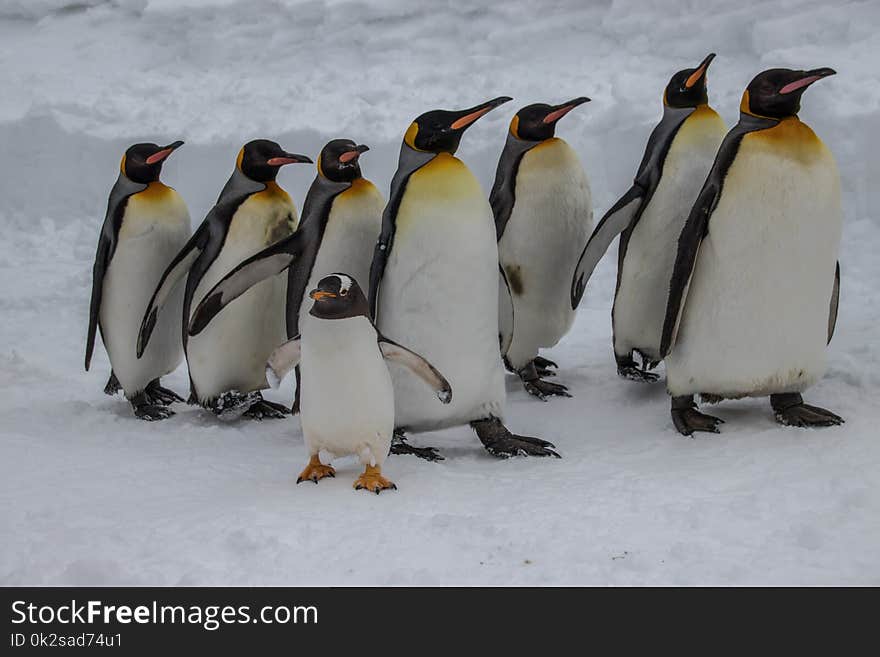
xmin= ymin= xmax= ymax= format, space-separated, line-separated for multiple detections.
xmin=570 ymin=53 xmax=727 ymax=382
xmin=265 ymin=274 xmax=451 ymax=493
xmin=660 ymin=67 xmax=843 ymax=435
xmin=137 ymin=140 xmax=312 ymax=420
xmin=369 ymin=97 xmax=559 ymax=460
xmin=492 ymin=97 xmax=592 ymax=399
xmin=85 ymin=141 xmax=190 ymax=420
xmin=186 ymin=139 xmax=383 ymax=414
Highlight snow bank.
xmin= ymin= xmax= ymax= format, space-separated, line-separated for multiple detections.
xmin=1 ymin=0 xmax=878 ymax=585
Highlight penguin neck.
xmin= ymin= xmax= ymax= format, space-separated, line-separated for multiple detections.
xmin=662 ymin=104 xmax=697 ymax=122
xmin=300 ymin=174 xmax=352 ymax=227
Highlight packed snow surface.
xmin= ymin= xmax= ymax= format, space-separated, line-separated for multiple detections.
xmin=1 ymin=0 xmax=878 ymax=585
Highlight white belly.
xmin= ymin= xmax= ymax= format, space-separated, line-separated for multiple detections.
xmin=100 ymin=187 xmax=190 ymax=397
xmin=614 ymin=108 xmax=726 ymax=360
xmin=298 ymin=180 xmax=383 ymax=335
xmin=666 ymin=122 xmax=841 ymax=398
xmin=378 ymin=154 xmax=505 ymax=431
xmin=300 ymin=316 xmax=394 ymax=466
xmin=188 ymin=191 xmax=296 ymax=401
xmin=499 ymin=138 xmax=593 ymax=369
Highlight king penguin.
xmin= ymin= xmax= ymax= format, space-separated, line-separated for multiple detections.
xmin=137 ymin=139 xmax=312 ymax=420
xmin=85 ymin=141 xmax=190 ymax=420
xmin=570 ymin=53 xmax=727 ymax=382
xmin=264 ymin=274 xmax=452 ymax=493
xmin=186 ymin=139 xmax=384 ymax=413
xmin=369 ymin=97 xmax=559 ymax=460
xmin=660 ymin=66 xmax=843 ymax=435
xmin=492 ymin=97 xmax=593 ymax=400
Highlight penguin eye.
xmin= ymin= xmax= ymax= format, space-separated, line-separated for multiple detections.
xmin=340 ymin=289 xmax=348 ymax=297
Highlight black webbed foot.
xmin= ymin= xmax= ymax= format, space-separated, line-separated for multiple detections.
xmin=145 ymin=379 xmax=185 ymax=406
xmin=131 ymin=392 xmax=174 ymax=421
xmin=616 ymin=353 xmax=660 ymax=383
xmin=533 ymin=356 xmax=558 ymax=377
xmin=212 ymin=390 xmax=262 ymax=421
xmin=771 ymin=393 xmax=844 ymax=428
xmin=518 ymin=362 xmax=571 ymax=401
xmin=243 ymin=395 xmax=290 ymax=420
xmin=389 ymin=430 xmax=444 ymax=461
xmin=104 ymin=371 xmax=121 ymax=396
xmin=670 ymin=395 xmax=723 ymax=436
xmin=471 ymin=417 xmax=560 ymax=458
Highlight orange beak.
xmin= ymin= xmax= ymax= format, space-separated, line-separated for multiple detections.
xmin=449 ymin=96 xmax=513 ymax=130
xmin=685 ymin=53 xmax=715 ymax=89
xmin=310 ymin=290 xmax=336 ymax=301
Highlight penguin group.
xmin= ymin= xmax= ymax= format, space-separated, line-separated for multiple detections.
xmin=86 ymin=56 xmax=844 ymax=494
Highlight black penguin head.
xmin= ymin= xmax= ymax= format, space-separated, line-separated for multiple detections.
xmin=121 ymin=140 xmax=184 ymax=183
xmin=741 ymin=67 xmax=836 ymax=119
xmin=509 ymin=97 xmax=590 ymax=142
xmin=318 ymin=139 xmax=369 ymax=183
xmin=237 ymin=139 xmax=312 ymax=182
xmin=308 ymin=274 xmax=369 ymax=320
xmin=664 ymin=53 xmax=715 ymax=109
xmin=404 ymin=96 xmax=512 ymax=154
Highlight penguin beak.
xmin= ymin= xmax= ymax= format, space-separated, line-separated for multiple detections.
xmin=267 ymin=152 xmax=314 ymax=166
xmin=779 ymin=67 xmax=836 ymax=94
xmin=309 ymin=289 xmax=337 ymax=301
xmin=542 ymin=97 xmax=591 ymax=124
xmin=338 ymin=144 xmax=369 ymax=164
xmin=145 ymin=140 xmax=184 ymax=165
xmin=685 ymin=53 xmax=716 ymax=89
xmin=450 ymin=96 xmax=513 ymax=131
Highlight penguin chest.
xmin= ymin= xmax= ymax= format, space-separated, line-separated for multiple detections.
xmin=299 ymin=180 xmax=384 ymax=333
xmin=300 ymin=317 xmax=394 ymax=466
xmin=614 ymin=108 xmax=727 ymax=359
xmin=188 ymin=190 xmax=298 ymax=400
xmin=379 ymin=154 xmax=504 ymax=430
xmin=667 ymin=121 xmax=842 ymax=398
xmin=101 ymin=185 xmax=190 ymax=396
xmin=499 ymin=138 xmax=593 ymax=365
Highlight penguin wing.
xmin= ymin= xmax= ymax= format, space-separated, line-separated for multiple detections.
xmin=136 ymin=222 xmax=209 ymax=358
xmin=498 ymin=265 xmax=515 ymax=356
xmin=490 ymin=135 xmax=534 ymax=241
xmin=659 ymin=114 xmax=779 ymax=358
xmin=828 ymin=261 xmax=840 ymax=344
xmin=85 ymin=175 xmax=147 ymax=370
xmin=265 ymin=336 xmax=302 ymax=389
xmin=378 ymin=336 xmax=452 ymax=404
xmin=569 ymin=185 xmax=644 ymax=309
xmin=188 ymin=231 xmax=307 ymax=337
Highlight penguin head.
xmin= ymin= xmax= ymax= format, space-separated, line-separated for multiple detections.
xmin=236 ymin=139 xmax=312 ymax=182
xmin=664 ymin=53 xmax=715 ymax=108
xmin=308 ymin=273 xmax=369 ymax=320
xmin=121 ymin=141 xmax=184 ymax=183
xmin=404 ymin=96 xmax=512 ymax=154
xmin=318 ymin=139 xmax=370 ymax=183
xmin=509 ymin=97 xmax=590 ymax=142
xmin=741 ymin=67 xmax=836 ymax=119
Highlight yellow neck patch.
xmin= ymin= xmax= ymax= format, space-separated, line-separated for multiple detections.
xmin=137 ymin=181 xmax=173 ymax=200
xmin=119 ymin=153 xmax=127 ymax=176
xmin=746 ymin=116 xmax=825 ymax=164
xmin=509 ymin=115 xmax=520 ymax=139
xmin=404 ymin=122 xmax=421 ymax=151
xmin=235 ymin=146 xmax=245 ymax=171
xmin=739 ymin=90 xmax=780 ymax=120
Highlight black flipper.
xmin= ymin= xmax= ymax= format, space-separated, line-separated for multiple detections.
xmin=498 ymin=265 xmax=515 ymax=356
xmin=490 ymin=133 xmax=538 ymax=241
xmin=659 ymin=113 xmax=779 ymax=358
xmin=85 ymin=174 xmax=147 ymax=371
xmin=368 ymin=145 xmax=435 ymax=320
xmin=104 ymin=371 xmax=121 ymax=396
xmin=828 ymin=261 xmax=840 ymax=344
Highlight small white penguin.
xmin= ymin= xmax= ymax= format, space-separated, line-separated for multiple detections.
xmin=265 ymin=274 xmax=451 ymax=493
xmin=85 ymin=141 xmax=190 ymax=420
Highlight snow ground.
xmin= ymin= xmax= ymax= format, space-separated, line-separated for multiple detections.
xmin=1 ymin=0 xmax=879 ymax=585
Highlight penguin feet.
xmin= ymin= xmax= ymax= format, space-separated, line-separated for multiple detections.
xmin=471 ymin=417 xmax=560 ymax=458
xmin=770 ymin=393 xmax=844 ymax=428
xmin=389 ymin=430 xmax=444 ymax=462
xmin=104 ymin=371 xmax=121 ymax=396
xmin=145 ymin=379 xmax=185 ymax=406
xmin=354 ymin=465 xmax=396 ymax=494
xmin=131 ymin=393 xmax=175 ymax=421
xmin=533 ymin=356 xmax=558 ymax=378
xmin=212 ymin=390 xmax=262 ymax=421
xmin=522 ymin=377 xmax=571 ymax=401
xmin=618 ymin=365 xmax=660 ymax=383
xmin=243 ymin=396 xmax=290 ymax=421
xmin=671 ymin=395 xmax=723 ymax=436
xmin=296 ymin=455 xmax=336 ymax=484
